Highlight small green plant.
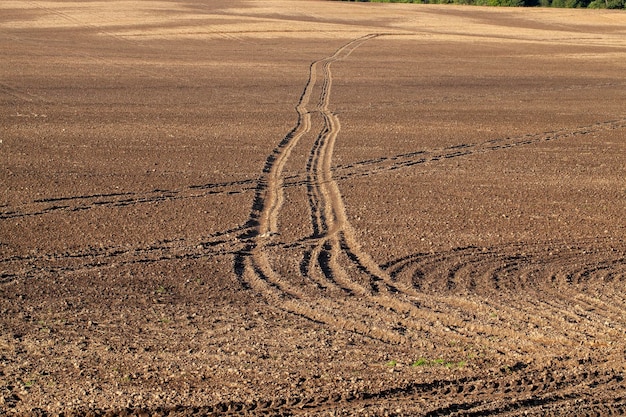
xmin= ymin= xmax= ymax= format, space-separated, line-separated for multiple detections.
xmin=156 ymin=285 xmax=167 ymax=294
xmin=411 ymin=357 xmax=467 ymax=369
xmin=412 ymin=358 xmax=429 ymax=367
xmin=386 ymin=360 xmax=398 ymax=367
xmin=446 ymin=360 xmax=466 ymax=369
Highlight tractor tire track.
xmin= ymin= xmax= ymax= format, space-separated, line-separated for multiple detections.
xmin=302 ymin=36 xmax=385 ymax=298
xmin=31 ymin=361 xmax=624 ymax=416
xmin=382 ymin=237 xmax=626 ymax=351
xmin=235 ymin=34 xmax=410 ymax=344
xmin=252 ymin=37 xmax=626 ymax=404
xmin=384 ymin=237 xmax=625 ymax=294
xmin=0 ymin=179 xmax=256 ymax=220
xmin=293 ymin=40 xmax=517 ymax=349
xmin=3 ymin=118 xmax=623 ymax=221
xmin=0 ymin=227 xmax=249 ymax=285
xmin=4 ymin=5 xmax=625 ymax=416
xmin=5 ymin=31 xmax=622 ymax=355
xmin=328 ymin=117 xmax=626 ymax=184
xmin=233 ymin=32 xmax=626 ymax=353
xmin=232 ymin=34 xmax=529 ymax=350
xmin=236 ymin=34 xmax=483 ymax=346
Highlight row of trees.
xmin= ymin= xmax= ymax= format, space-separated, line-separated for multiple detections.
xmin=343 ymin=0 xmax=624 ymax=8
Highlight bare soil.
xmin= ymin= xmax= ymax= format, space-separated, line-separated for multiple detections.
xmin=1 ymin=1 xmax=625 ymax=415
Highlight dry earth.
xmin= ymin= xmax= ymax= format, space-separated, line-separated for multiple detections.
xmin=1 ymin=0 xmax=626 ymax=415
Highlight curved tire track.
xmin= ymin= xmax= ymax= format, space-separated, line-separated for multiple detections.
xmin=3 ymin=28 xmax=625 ymax=415
xmin=26 ymin=361 xmax=624 ymax=416
xmin=235 ymin=34 xmax=412 ymax=344
xmin=232 ymin=32 xmax=626 ymax=354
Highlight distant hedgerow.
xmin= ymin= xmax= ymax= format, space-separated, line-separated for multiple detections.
xmin=338 ymin=0 xmax=623 ymax=8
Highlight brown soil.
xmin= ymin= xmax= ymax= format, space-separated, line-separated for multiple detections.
xmin=1 ymin=1 xmax=625 ymax=415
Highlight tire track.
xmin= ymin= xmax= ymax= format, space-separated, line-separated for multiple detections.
xmin=5 ymin=32 xmax=623 ymax=353
xmin=234 ymin=34 xmax=480 ymax=346
xmin=233 ymin=31 xmax=626 ymax=354
xmin=302 ymin=35 xmax=383 ymax=298
xmin=295 ymin=41 xmax=451 ymax=341
xmin=3 ymin=118 xmax=623 ymax=221
xmin=27 ymin=361 xmax=624 ymax=416
xmin=328 ymin=117 xmax=626 ymax=183
xmin=5 ymin=7 xmax=625 ymax=416
xmin=0 ymin=227 xmax=249 ymax=285
xmin=384 ymin=237 xmax=625 ymax=294
xmin=235 ymin=34 xmax=411 ymax=344
xmin=226 ymin=33 xmax=519 ymax=351
xmin=0 ymin=179 xmax=256 ymax=220
xmin=382 ymin=237 xmax=626 ymax=349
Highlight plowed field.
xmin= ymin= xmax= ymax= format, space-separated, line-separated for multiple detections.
xmin=1 ymin=1 xmax=625 ymax=415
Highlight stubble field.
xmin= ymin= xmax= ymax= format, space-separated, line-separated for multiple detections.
xmin=1 ymin=0 xmax=626 ymax=415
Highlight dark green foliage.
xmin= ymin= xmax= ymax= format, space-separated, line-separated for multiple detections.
xmin=587 ymin=0 xmax=625 ymax=7
xmin=341 ymin=0 xmax=623 ymax=7
xmin=550 ymin=0 xmax=592 ymax=8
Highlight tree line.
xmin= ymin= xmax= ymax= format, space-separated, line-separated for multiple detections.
xmin=341 ymin=0 xmax=624 ymax=8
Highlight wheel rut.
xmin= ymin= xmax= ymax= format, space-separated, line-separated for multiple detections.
xmin=4 ymin=118 xmax=624 ymax=221
xmin=0 ymin=179 xmax=257 ymax=220
xmin=3 ymin=29 xmax=625 ymax=415
xmin=235 ymin=34 xmax=413 ymax=344
xmin=233 ymin=34 xmax=465 ymax=345
xmin=231 ymin=32 xmax=626 ymax=359
xmin=28 ymin=362 xmax=624 ymax=416
xmin=222 ymin=33 xmax=626 ymax=415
